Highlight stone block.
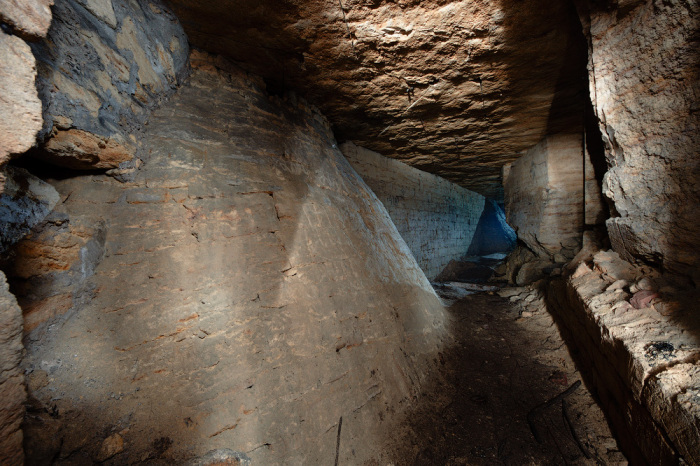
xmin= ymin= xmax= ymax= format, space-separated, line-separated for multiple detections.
xmin=503 ymin=133 xmax=584 ymax=260
xmin=0 ymin=0 xmax=52 ymax=39
xmin=0 ymin=31 xmax=43 ymax=168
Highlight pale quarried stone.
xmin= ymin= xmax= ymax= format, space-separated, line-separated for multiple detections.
xmin=341 ymin=141 xmax=485 ymax=279
xmin=576 ymin=0 xmax=700 ymax=282
xmin=30 ymin=0 xmax=189 ymax=169
xmin=547 ymin=247 xmax=700 ymax=464
xmin=645 ymin=363 xmax=700 ymax=464
xmin=21 ymin=58 xmax=449 ymax=464
xmin=503 ymin=133 xmax=584 ymax=260
xmin=0 ymin=270 xmax=25 ymax=466
xmin=166 ymin=0 xmax=587 ymax=198
xmin=0 ymin=31 xmax=43 ymax=166
xmin=0 ymin=0 xmax=53 ymax=39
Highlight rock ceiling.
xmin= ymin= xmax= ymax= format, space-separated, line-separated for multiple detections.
xmin=165 ymin=0 xmax=587 ymax=198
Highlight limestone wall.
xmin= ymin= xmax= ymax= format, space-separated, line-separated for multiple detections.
xmin=503 ymin=132 xmax=584 ymax=260
xmin=17 ymin=54 xmax=450 ymax=464
xmin=30 ymin=0 xmax=189 ymax=169
xmin=341 ymin=142 xmax=485 ymax=280
xmin=575 ymin=0 xmax=700 ymax=283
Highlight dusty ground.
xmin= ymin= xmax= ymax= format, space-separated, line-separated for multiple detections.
xmin=378 ymin=287 xmax=627 ymax=465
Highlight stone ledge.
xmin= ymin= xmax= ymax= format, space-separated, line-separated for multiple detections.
xmin=547 ymin=249 xmax=700 ymax=465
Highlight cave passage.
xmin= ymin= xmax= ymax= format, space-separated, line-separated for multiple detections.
xmin=13 ymin=63 xmax=620 ymax=466
xmin=1 ymin=0 xmax=699 ymax=464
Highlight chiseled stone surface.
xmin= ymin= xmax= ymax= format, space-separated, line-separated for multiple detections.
xmin=0 ymin=270 xmax=25 ymax=466
xmin=166 ymin=0 xmax=586 ymax=198
xmin=0 ymin=30 xmax=43 ymax=169
xmin=22 ymin=58 xmax=449 ymax=464
xmin=0 ymin=0 xmax=53 ymax=39
xmin=548 ymin=248 xmax=700 ymax=464
xmin=30 ymin=0 xmax=189 ymax=169
xmin=503 ymin=133 xmax=584 ymax=260
xmin=576 ymin=0 xmax=700 ymax=282
xmin=342 ymin=141 xmax=485 ymax=280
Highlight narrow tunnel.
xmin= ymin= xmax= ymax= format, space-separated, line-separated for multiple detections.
xmin=0 ymin=0 xmax=698 ymax=464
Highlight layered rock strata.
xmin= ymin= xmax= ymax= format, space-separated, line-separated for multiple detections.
xmin=30 ymin=0 xmax=189 ymax=169
xmin=165 ymin=0 xmax=587 ymax=198
xmin=575 ymin=0 xmax=700 ymax=283
xmin=20 ymin=56 xmax=450 ymax=464
xmin=0 ymin=2 xmax=53 ymax=462
xmin=547 ymin=244 xmax=700 ymax=464
xmin=503 ymin=132 xmax=585 ymax=261
xmin=342 ymin=141 xmax=486 ymax=280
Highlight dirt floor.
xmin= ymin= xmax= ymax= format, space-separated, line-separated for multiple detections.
xmin=380 ymin=287 xmax=628 ymax=465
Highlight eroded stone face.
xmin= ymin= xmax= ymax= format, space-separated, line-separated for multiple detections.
xmin=30 ymin=0 xmax=189 ymax=170
xmin=0 ymin=0 xmax=53 ymax=39
xmin=165 ymin=0 xmax=587 ymax=198
xmin=575 ymin=0 xmax=700 ymax=282
xmin=0 ymin=30 xmax=43 ymax=166
xmin=0 ymin=271 xmax=25 ymax=466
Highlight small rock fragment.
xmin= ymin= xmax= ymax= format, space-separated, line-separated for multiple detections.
xmin=630 ymin=290 xmax=659 ymax=309
xmin=630 ymin=277 xmax=656 ymax=293
xmin=572 ymin=262 xmax=592 ymax=278
xmin=607 ymin=279 xmax=629 ymax=291
xmin=97 ymin=433 xmax=124 ymax=461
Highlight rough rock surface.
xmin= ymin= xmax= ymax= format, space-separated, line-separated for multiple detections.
xmin=342 ymin=141 xmax=484 ymax=279
xmin=1 ymin=211 xmax=106 ymax=334
xmin=30 ymin=0 xmax=189 ymax=169
xmin=0 ymin=165 xmax=59 ymax=253
xmin=0 ymin=0 xmax=53 ymax=39
xmin=547 ymin=248 xmax=700 ymax=464
xmin=575 ymin=0 xmax=700 ymax=282
xmin=503 ymin=133 xmax=584 ymax=260
xmin=166 ymin=0 xmax=587 ymax=198
xmin=0 ymin=30 xmax=44 ymax=170
xmin=0 ymin=270 xmax=25 ymax=466
xmin=584 ymin=141 xmax=606 ymax=227
xmin=21 ymin=57 xmax=450 ymax=464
